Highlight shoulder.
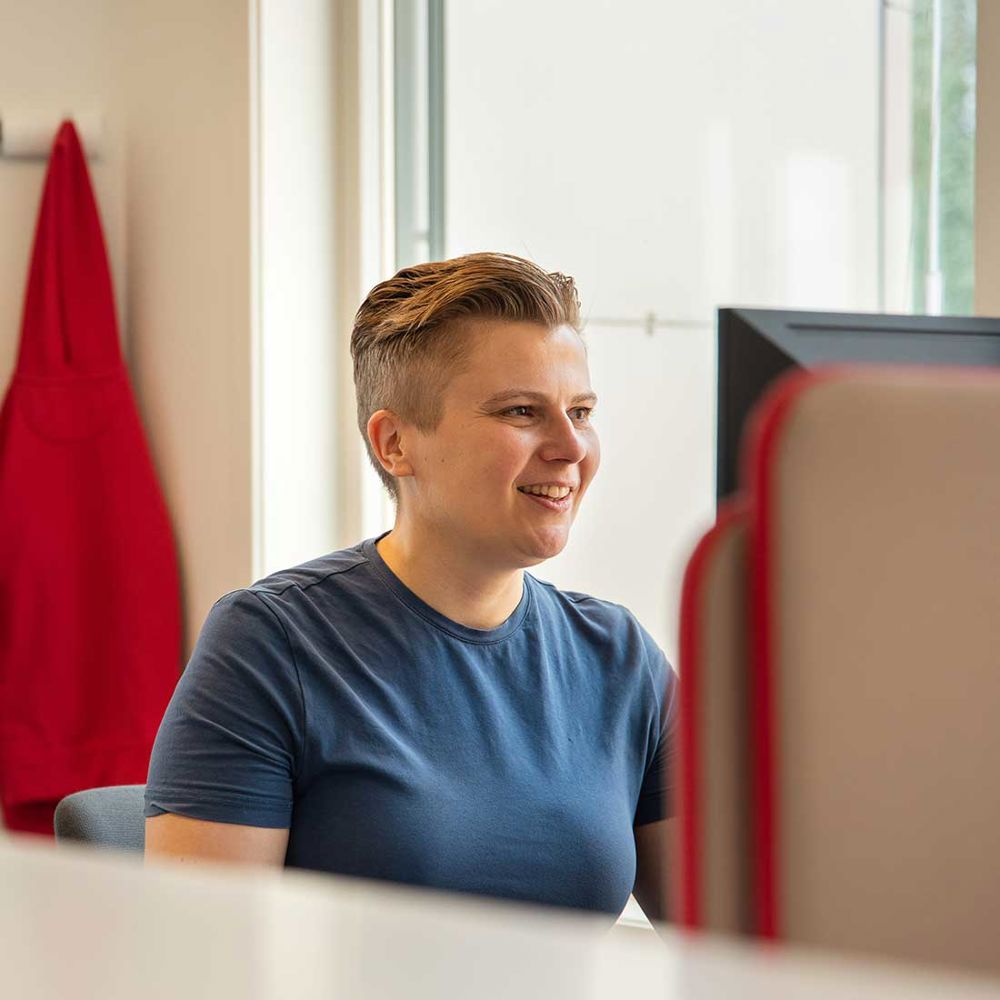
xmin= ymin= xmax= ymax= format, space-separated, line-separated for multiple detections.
xmin=527 ymin=574 xmax=672 ymax=681
xmin=195 ymin=543 xmax=371 ymax=652
xmin=247 ymin=544 xmax=370 ymax=601
xmin=527 ymin=571 xmax=616 ymax=613
xmin=528 ymin=572 xmax=650 ymax=636
xmin=204 ymin=542 xmax=376 ymax=628
xmin=193 ymin=542 xmax=391 ymax=670
xmin=527 ymin=576 xmax=677 ymax=740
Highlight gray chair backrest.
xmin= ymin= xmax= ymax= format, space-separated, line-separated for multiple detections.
xmin=53 ymin=784 xmax=146 ymax=853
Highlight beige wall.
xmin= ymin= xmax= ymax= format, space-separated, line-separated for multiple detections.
xmin=975 ymin=0 xmax=1000 ymax=315
xmin=0 ymin=0 xmax=254 ymax=655
xmin=0 ymin=4 xmax=128 ymax=387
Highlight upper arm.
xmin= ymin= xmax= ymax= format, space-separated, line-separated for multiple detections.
xmin=144 ymin=590 xmax=303 ymax=832
xmin=632 ymin=817 xmax=676 ymax=924
xmin=145 ymin=812 xmax=290 ymax=867
xmin=632 ymin=644 xmax=679 ymax=924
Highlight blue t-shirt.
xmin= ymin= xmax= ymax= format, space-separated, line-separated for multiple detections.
xmin=145 ymin=534 xmax=677 ymax=914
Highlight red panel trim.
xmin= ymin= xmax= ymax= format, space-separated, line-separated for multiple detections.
xmin=676 ymin=498 xmax=747 ymax=929
xmin=742 ymin=366 xmax=820 ymax=939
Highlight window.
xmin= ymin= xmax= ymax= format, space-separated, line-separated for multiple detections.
xmin=393 ymin=0 xmax=445 ymax=269
xmin=882 ymin=0 xmax=977 ymax=314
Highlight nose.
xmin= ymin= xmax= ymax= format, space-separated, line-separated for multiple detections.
xmin=538 ymin=412 xmax=589 ymax=465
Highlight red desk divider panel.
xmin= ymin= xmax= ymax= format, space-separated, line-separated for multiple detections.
xmin=677 ymin=500 xmax=752 ymax=934
xmin=744 ymin=366 xmax=1000 ymax=974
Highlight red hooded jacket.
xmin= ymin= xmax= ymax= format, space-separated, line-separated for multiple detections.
xmin=0 ymin=122 xmax=181 ymax=834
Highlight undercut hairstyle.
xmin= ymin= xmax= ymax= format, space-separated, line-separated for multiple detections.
xmin=351 ymin=252 xmax=582 ymax=501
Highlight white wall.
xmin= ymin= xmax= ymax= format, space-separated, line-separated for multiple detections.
xmin=446 ymin=0 xmax=880 ymax=657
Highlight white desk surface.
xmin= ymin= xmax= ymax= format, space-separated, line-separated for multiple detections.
xmin=2 ymin=834 xmax=999 ymax=1000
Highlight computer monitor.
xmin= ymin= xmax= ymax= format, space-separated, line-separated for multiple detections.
xmin=717 ymin=308 xmax=1000 ymax=500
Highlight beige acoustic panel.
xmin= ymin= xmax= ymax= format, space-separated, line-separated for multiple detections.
xmin=763 ymin=369 xmax=1000 ymax=973
xmin=679 ymin=507 xmax=752 ymax=934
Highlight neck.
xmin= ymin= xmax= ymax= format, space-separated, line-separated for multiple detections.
xmin=375 ymin=520 xmax=524 ymax=631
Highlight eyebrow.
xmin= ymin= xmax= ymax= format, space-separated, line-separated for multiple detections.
xmin=480 ymin=389 xmax=599 ymax=408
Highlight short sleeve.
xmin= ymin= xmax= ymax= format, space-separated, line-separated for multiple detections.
xmin=144 ymin=589 xmax=304 ymax=828
xmin=633 ymin=647 xmax=679 ymax=827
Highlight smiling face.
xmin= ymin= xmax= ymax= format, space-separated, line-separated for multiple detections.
xmin=395 ymin=320 xmax=600 ymax=571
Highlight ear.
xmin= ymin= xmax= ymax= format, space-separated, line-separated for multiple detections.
xmin=366 ymin=409 xmax=416 ymax=480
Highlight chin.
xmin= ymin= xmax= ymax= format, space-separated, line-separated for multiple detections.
xmin=519 ymin=530 xmax=571 ymax=565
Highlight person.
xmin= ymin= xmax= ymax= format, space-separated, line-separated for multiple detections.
xmin=144 ymin=252 xmax=678 ymax=921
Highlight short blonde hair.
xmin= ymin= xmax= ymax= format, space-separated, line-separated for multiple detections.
xmin=351 ymin=252 xmax=581 ymax=500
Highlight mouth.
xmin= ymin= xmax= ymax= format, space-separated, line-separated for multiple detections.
xmin=516 ymin=483 xmax=575 ymax=512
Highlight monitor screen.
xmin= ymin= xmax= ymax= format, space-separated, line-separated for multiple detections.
xmin=716 ymin=308 xmax=1000 ymax=500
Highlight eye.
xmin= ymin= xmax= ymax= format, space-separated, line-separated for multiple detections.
xmin=570 ymin=406 xmax=594 ymax=422
xmin=502 ymin=405 xmax=535 ymax=418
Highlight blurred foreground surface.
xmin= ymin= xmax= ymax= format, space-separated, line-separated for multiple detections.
xmin=2 ymin=835 xmax=1000 ymax=999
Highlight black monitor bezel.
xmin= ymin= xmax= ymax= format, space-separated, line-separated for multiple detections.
xmin=716 ymin=307 xmax=1000 ymax=501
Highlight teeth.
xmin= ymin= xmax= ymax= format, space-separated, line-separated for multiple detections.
xmin=519 ymin=485 xmax=571 ymax=499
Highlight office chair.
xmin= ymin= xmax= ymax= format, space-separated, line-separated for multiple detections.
xmin=53 ymin=784 xmax=146 ymax=853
